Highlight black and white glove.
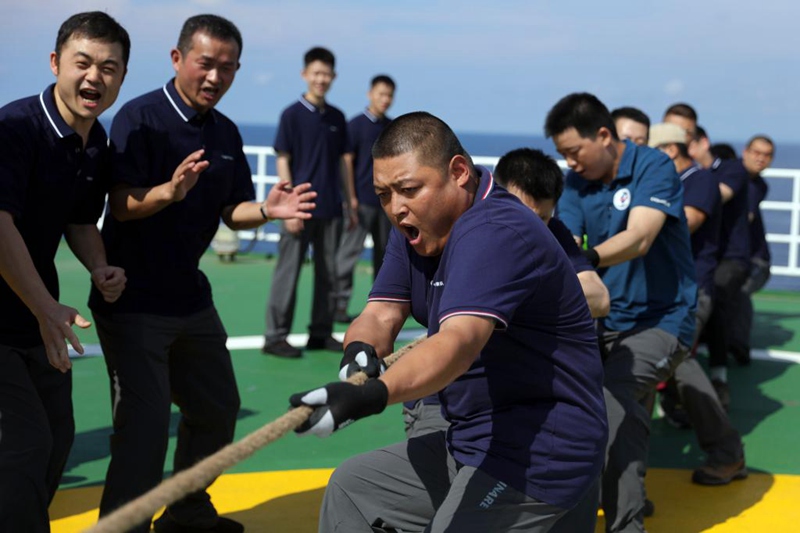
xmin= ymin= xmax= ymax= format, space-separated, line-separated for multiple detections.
xmin=289 ymin=379 xmax=389 ymax=438
xmin=338 ymin=341 xmax=386 ymax=381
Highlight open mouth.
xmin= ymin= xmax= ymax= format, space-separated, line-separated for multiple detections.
xmin=400 ymin=224 xmax=420 ymax=243
xmin=201 ymin=87 xmax=219 ymax=99
xmin=79 ymin=88 xmax=101 ymax=102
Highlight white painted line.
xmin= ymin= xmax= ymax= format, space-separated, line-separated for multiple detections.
xmin=70 ymin=332 xmax=798 ymax=364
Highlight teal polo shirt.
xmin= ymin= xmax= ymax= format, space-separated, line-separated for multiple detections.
xmin=558 ymin=140 xmax=697 ymax=346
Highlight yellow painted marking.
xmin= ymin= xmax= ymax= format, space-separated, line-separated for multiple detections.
xmin=51 ymin=468 xmax=800 ymax=532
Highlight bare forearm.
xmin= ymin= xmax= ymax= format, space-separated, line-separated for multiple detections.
xmin=109 ymin=183 xmax=175 ymax=221
xmin=577 ymin=270 xmax=610 ymax=318
xmin=593 ymin=229 xmax=648 ymax=267
xmin=64 ymin=224 xmax=108 ymax=272
xmin=344 ymin=308 xmax=405 ymax=357
xmin=222 ymin=202 xmax=266 ymax=231
xmin=342 ymin=154 xmax=356 ymax=204
xmin=0 ymin=212 xmax=58 ymax=316
xmin=276 ymin=154 xmax=293 ymax=186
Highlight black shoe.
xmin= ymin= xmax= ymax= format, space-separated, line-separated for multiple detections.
xmin=153 ymin=512 xmax=244 ymax=532
xmin=261 ymin=339 xmax=302 ymax=359
xmin=730 ymin=347 xmax=752 ymax=366
xmin=333 ymin=310 xmax=355 ymax=323
xmin=711 ymin=379 xmax=731 ymax=411
xmin=692 ymin=458 xmax=748 ymax=486
xmin=644 ymin=498 xmax=655 ymax=517
xmin=306 ymin=335 xmax=343 ymax=351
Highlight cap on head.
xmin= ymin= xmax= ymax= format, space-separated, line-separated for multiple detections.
xmin=648 ymin=123 xmax=687 ymax=148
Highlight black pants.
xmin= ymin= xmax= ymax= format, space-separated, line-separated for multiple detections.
xmin=0 ymin=344 xmax=74 ymax=533
xmin=94 ymin=307 xmax=240 ymax=533
xmin=705 ymin=259 xmax=749 ymax=369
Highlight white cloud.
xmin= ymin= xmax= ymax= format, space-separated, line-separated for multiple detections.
xmin=664 ymin=79 xmax=685 ymax=96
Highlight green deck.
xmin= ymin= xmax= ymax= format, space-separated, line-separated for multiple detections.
xmin=55 ymin=243 xmax=800 ymax=491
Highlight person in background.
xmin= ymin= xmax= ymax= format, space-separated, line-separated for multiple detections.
xmin=333 ymin=74 xmax=396 ymax=323
xmin=548 ymin=93 xmax=696 ymax=533
xmin=0 ymin=12 xmax=129 ymax=532
xmin=611 ymin=106 xmax=650 ymax=146
xmin=691 ymin=126 xmax=750 ymax=409
xmin=89 ymin=15 xmax=316 ymax=533
xmin=648 ymin=123 xmax=747 ymax=486
xmin=263 ymin=46 xmax=356 ymax=358
xmin=729 ymin=135 xmax=775 ymax=365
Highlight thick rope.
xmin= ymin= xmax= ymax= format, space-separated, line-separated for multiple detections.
xmin=83 ymin=336 xmax=424 ymax=533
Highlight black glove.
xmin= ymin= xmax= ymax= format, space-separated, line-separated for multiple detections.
xmin=339 ymin=341 xmax=386 ymax=381
xmin=582 ymin=247 xmax=600 ymax=268
xmin=289 ymin=379 xmax=389 ymax=438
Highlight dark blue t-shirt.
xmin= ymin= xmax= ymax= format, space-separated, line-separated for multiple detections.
xmin=89 ymin=80 xmax=255 ymax=316
xmin=681 ymin=165 xmax=721 ymax=295
xmin=349 ymin=110 xmax=390 ymax=208
xmin=712 ymin=158 xmax=750 ymax=265
xmin=748 ymin=172 xmax=770 ymax=262
xmin=0 ymin=85 xmax=110 ymax=347
xmin=369 ymin=168 xmax=607 ymax=508
xmin=558 ymin=140 xmax=697 ymax=346
xmin=274 ymin=97 xmax=349 ymax=218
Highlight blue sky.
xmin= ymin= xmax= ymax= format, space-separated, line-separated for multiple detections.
xmin=2 ymin=0 xmax=799 ymax=144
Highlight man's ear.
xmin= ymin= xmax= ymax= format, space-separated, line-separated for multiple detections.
xmin=597 ymin=127 xmax=614 ymax=147
xmin=449 ymin=154 xmax=471 ymax=186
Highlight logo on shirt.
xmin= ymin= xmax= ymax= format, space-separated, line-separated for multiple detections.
xmin=221 ymin=154 xmax=234 ymax=161
xmin=85 ymin=176 xmax=94 ymax=182
xmin=650 ymin=196 xmax=672 ymax=207
xmin=613 ymin=188 xmax=631 ymax=211
xmin=431 ymin=281 xmax=444 ymax=287
xmin=330 ymin=126 xmax=339 ymax=132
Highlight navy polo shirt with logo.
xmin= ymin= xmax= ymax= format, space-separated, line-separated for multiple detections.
xmin=681 ymin=165 xmax=721 ymax=296
xmin=369 ymin=167 xmax=607 ymax=508
xmin=711 ymin=158 xmax=750 ymax=265
xmin=558 ymin=140 xmax=697 ymax=347
xmin=0 ymin=85 xmax=110 ymax=347
xmin=348 ymin=110 xmax=391 ymax=207
xmin=89 ymin=80 xmax=255 ymax=317
xmin=748 ymin=172 xmax=770 ymax=263
xmin=273 ymin=97 xmax=349 ymax=219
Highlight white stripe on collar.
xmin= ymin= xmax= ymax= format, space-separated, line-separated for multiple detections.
xmin=481 ymin=170 xmax=494 ymax=200
xmin=39 ymin=90 xmax=64 ymax=138
xmin=679 ymin=165 xmax=700 ymax=182
xmin=298 ymin=97 xmax=316 ymax=112
xmin=163 ymin=84 xmax=189 ymax=122
xmin=363 ymin=108 xmax=379 ymax=123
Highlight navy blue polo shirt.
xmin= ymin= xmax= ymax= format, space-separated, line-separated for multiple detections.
xmin=681 ymin=165 xmax=721 ymax=295
xmin=748 ymin=172 xmax=770 ymax=262
xmin=89 ymin=79 xmax=255 ymax=316
xmin=370 ymin=168 xmax=607 ymax=508
xmin=711 ymin=158 xmax=750 ymax=265
xmin=558 ymin=140 xmax=697 ymax=346
xmin=348 ymin=110 xmax=391 ymax=207
xmin=0 ymin=85 xmax=110 ymax=347
xmin=274 ymin=97 xmax=349 ymax=218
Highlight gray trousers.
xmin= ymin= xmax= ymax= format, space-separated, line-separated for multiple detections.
xmin=403 ymin=400 xmax=450 ymax=439
xmin=334 ymin=204 xmax=391 ymax=311
xmin=0 ymin=344 xmax=74 ymax=533
xmin=320 ymin=430 xmax=600 ymax=532
xmin=266 ymin=218 xmax=342 ymax=342
xmin=667 ymin=289 xmax=744 ymax=464
xmin=600 ymin=327 xmax=688 ymax=533
xmin=94 ymin=308 xmax=240 ymax=532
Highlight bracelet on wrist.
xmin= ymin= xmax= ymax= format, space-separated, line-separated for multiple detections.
xmin=259 ymin=203 xmax=270 ymax=221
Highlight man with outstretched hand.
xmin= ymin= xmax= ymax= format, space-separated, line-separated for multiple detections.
xmin=290 ymin=112 xmax=607 ymax=532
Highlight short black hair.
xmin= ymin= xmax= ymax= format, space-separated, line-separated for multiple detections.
xmin=710 ymin=143 xmax=738 ymax=161
xmin=611 ymin=106 xmax=650 ymax=128
xmin=178 ymin=14 xmax=243 ymax=59
xmin=746 ymin=135 xmax=775 ymax=151
xmin=495 ymin=148 xmax=564 ymax=202
xmin=664 ymin=103 xmax=698 ymax=122
xmin=371 ymin=75 xmax=396 ymax=90
xmin=372 ymin=111 xmax=469 ymax=173
xmin=695 ymin=125 xmax=708 ymax=141
xmin=55 ymin=11 xmax=131 ymax=66
xmin=544 ymin=92 xmax=618 ymax=140
xmin=304 ymin=46 xmax=335 ymax=68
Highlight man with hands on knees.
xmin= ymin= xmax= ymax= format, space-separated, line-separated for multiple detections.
xmin=0 ymin=12 xmax=129 ymax=532
xmin=290 ymin=112 xmax=607 ymax=533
